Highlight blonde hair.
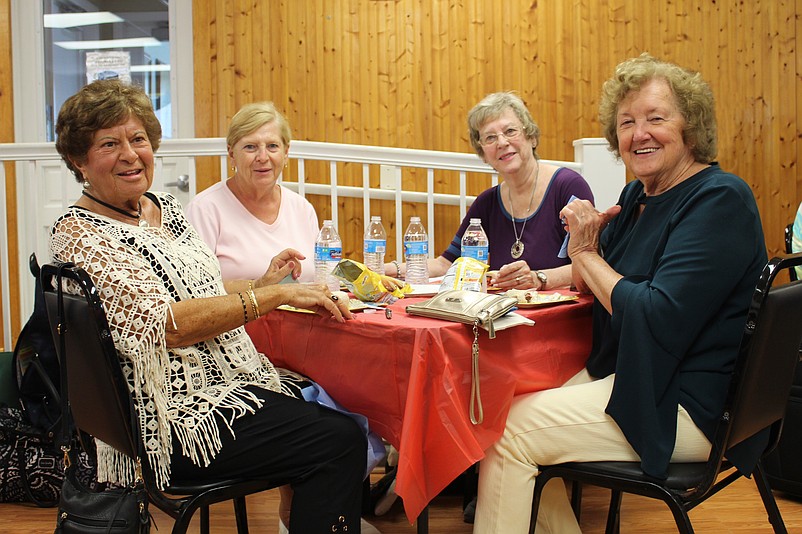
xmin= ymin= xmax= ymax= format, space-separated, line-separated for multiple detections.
xmin=227 ymin=102 xmax=292 ymax=149
xmin=599 ymin=53 xmax=717 ymax=163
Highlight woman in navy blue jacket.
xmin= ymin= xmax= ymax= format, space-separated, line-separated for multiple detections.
xmin=473 ymin=54 xmax=767 ymax=534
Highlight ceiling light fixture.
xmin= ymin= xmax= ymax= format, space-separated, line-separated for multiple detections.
xmin=131 ymin=64 xmax=171 ymax=73
xmin=54 ymin=37 xmax=162 ymax=50
xmin=44 ymin=12 xmax=123 ymax=29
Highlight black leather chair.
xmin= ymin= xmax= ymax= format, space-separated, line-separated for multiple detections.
xmin=41 ymin=263 xmax=282 ymax=534
xmin=761 ymin=226 xmax=802 ymax=497
xmin=529 ymin=254 xmax=802 ymax=534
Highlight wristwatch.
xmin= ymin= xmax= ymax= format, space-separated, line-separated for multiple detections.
xmin=535 ymin=270 xmax=548 ymax=290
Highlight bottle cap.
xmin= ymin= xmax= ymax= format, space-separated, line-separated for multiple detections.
xmin=411 ymin=216 xmax=421 ymax=222
xmin=371 ymin=215 xmax=381 ymax=222
xmin=470 ymin=218 xmax=481 ymax=224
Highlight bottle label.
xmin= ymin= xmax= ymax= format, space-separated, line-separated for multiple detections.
xmin=315 ymin=245 xmax=343 ymax=262
xmin=364 ymin=239 xmax=386 ymax=254
xmin=404 ymin=240 xmax=429 ymax=256
xmin=461 ymin=246 xmax=489 ymax=262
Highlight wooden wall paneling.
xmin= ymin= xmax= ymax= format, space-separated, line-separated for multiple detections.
xmin=0 ymin=0 xmax=799 ymax=339
xmin=221 ymin=4 xmax=238 ymax=115
xmin=344 ymin=0 xmax=360 ymax=147
xmin=193 ymin=1 xmax=222 ymax=192
xmin=574 ymin=0 xmax=598 ymax=140
xmin=324 ymin=0 xmax=342 ymax=144
xmin=449 ymin=2 xmax=467 ymax=152
xmin=465 ymin=0 xmax=484 ymax=110
xmin=0 ymin=0 xmax=20 ymax=346
xmin=797 ymin=0 xmax=802 ymax=241
xmin=430 ymin=0 xmax=451 ymax=212
xmin=185 ymin=0 xmax=801 ymax=265
xmin=355 ymin=0 xmax=373 ymax=148
xmin=771 ymin=0 xmax=797 ymax=256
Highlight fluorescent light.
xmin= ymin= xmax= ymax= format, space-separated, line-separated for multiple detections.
xmin=44 ymin=12 xmax=123 ymax=29
xmin=131 ymin=64 xmax=171 ymax=73
xmin=54 ymin=37 xmax=162 ymax=50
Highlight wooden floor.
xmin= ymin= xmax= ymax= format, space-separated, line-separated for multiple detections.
xmin=2 ymin=471 xmax=801 ymax=533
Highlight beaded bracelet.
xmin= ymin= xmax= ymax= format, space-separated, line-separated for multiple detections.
xmin=392 ymin=260 xmax=403 ymax=280
xmin=237 ymin=292 xmax=249 ymax=324
xmin=246 ymin=288 xmax=261 ymax=319
xmin=248 ymin=279 xmax=254 ymax=292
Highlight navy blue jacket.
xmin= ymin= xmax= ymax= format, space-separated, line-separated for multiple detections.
xmin=586 ymin=164 xmax=767 ymax=479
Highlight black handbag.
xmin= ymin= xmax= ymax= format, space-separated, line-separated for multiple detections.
xmin=51 ymin=262 xmax=151 ymax=534
xmin=54 ymin=461 xmax=150 ymax=534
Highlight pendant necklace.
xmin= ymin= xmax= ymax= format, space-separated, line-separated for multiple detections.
xmin=82 ymin=191 xmax=149 ymax=227
xmin=507 ymin=163 xmax=539 ymax=259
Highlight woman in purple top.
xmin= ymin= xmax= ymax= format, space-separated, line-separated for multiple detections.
xmin=387 ymin=92 xmax=594 ymax=290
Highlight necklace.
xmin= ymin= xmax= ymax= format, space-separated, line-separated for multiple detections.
xmin=507 ymin=163 xmax=539 ymax=259
xmin=82 ymin=191 xmax=149 ymax=227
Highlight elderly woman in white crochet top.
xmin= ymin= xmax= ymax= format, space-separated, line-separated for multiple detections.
xmin=51 ymin=79 xmax=367 ymax=534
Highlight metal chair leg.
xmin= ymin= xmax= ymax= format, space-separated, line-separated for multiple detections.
xmin=416 ymin=505 xmax=429 ymax=534
xmin=570 ymin=481 xmax=582 ymax=521
xmin=605 ymin=490 xmax=622 ymax=534
xmin=754 ymin=463 xmax=788 ymax=534
xmin=200 ymin=506 xmax=210 ymax=534
xmin=234 ymin=496 xmax=249 ymax=534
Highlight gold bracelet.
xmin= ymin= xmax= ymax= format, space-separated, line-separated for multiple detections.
xmin=246 ymin=288 xmax=261 ymax=319
xmin=237 ymin=292 xmax=249 ymax=324
xmin=248 ymin=279 xmax=254 ymax=292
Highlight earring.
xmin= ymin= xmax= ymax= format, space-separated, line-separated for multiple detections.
xmin=82 ymin=180 xmax=90 ymax=189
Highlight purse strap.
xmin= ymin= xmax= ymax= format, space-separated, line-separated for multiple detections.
xmin=469 ymin=319 xmax=484 ymax=425
xmin=54 ymin=262 xmax=77 ymax=454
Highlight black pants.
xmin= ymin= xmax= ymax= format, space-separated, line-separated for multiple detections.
xmin=170 ymin=386 xmax=367 ymax=533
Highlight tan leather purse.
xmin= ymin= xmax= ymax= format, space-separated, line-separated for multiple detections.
xmin=405 ymin=290 xmax=518 ymax=338
xmin=406 ymin=290 xmax=519 ymax=424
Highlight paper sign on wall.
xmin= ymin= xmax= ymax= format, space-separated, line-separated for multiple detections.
xmin=86 ymin=51 xmax=131 ymax=84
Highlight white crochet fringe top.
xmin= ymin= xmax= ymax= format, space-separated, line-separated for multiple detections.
xmin=49 ymin=191 xmax=283 ymax=489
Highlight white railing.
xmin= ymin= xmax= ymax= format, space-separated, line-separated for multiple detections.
xmin=0 ymin=137 xmax=625 ymax=349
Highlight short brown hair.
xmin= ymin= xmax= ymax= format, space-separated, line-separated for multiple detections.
xmin=599 ymin=53 xmax=717 ymax=163
xmin=55 ymin=80 xmax=162 ymax=182
xmin=467 ymin=91 xmax=541 ymax=159
xmin=227 ymin=102 xmax=292 ymax=149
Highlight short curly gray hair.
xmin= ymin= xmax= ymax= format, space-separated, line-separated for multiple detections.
xmin=599 ymin=53 xmax=717 ymax=163
xmin=467 ymin=92 xmax=541 ymax=159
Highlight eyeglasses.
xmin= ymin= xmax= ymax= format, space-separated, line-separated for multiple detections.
xmin=479 ymin=127 xmax=523 ymax=147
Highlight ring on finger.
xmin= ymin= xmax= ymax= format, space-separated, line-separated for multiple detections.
xmin=515 ymin=276 xmax=521 ymax=283
xmin=331 ymin=294 xmax=339 ymax=301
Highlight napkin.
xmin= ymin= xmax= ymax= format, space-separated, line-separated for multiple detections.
xmin=558 ymin=195 xmax=579 ymax=259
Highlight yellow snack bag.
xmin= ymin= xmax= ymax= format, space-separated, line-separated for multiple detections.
xmin=439 ymin=257 xmax=489 ymax=292
xmin=332 ymin=259 xmax=411 ymax=304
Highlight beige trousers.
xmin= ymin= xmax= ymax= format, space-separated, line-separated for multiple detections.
xmin=472 ymin=369 xmax=712 ymax=534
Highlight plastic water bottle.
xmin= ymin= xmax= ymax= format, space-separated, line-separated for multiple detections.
xmin=404 ymin=216 xmax=430 ymax=284
xmin=363 ymin=215 xmax=387 ymax=274
xmin=314 ymin=220 xmax=342 ymax=292
xmin=461 ymin=218 xmax=490 ymax=264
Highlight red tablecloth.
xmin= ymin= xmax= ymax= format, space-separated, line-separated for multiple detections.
xmin=245 ymin=290 xmax=593 ymax=522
